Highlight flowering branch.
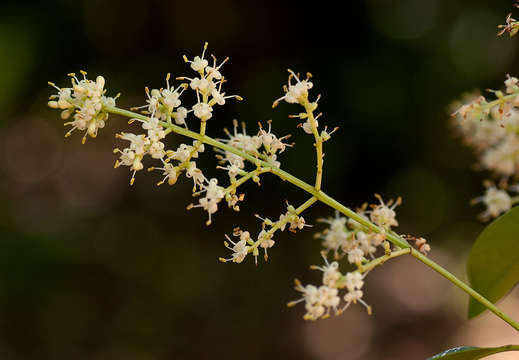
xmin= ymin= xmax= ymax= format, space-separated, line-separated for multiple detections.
xmin=48 ymin=44 xmax=519 ymax=331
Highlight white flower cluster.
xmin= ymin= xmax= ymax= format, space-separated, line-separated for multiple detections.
xmin=273 ymin=70 xmax=314 ymax=107
xmin=48 ymin=71 xmax=117 ymax=144
xmin=178 ymin=42 xmax=242 ymax=122
xmin=217 ymin=119 xmax=292 ymax=176
xmin=290 ymin=196 xmax=430 ymax=320
xmin=221 ymin=203 xmax=309 ymax=264
xmin=452 ymin=75 xmax=519 ymax=219
xmin=471 ymin=183 xmax=516 ymax=221
xmin=274 ymin=70 xmax=339 ymax=141
xmin=133 ymin=74 xmax=189 ymax=126
xmin=316 ymin=195 xmax=404 ymax=262
xmin=288 ymin=257 xmax=371 ymax=320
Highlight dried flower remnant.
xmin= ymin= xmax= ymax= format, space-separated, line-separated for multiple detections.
xmin=498 ymin=1 xmax=519 ymax=37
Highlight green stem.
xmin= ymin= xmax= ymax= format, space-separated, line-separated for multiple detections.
xmin=303 ymin=101 xmax=323 ymax=190
xmin=498 ymin=345 xmax=519 ymax=351
xmin=104 ymin=104 xmax=519 ymax=331
xmin=359 ymin=248 xmax=411 ymax=273
xmin=224 ymin=167 xmax=270 ymax=195
xmin=251 ymin=196 xmax=318 ymax=252
xmin=412 ymin=250 xmax=519 ymax=331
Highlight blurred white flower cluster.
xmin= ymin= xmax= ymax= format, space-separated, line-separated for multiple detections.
xmin=48 ymin=71 xmax=117 ymax=144
xmin=452 ymin=75 xmax=519 ymax=220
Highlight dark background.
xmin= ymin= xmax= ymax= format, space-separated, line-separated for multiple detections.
xmin=1 ymin=0 xmax=519 ymax=359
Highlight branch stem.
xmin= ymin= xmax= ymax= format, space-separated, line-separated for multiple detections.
xmin=303 ymin=101 xmax=323 ymax=190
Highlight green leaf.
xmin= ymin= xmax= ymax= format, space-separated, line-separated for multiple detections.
xmin=467 ymin=206 xmax=519 ymax=318
xmin=427 ymin=345 xmax=519 ymax=360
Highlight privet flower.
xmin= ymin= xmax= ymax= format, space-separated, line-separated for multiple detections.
xmin=48 ymin=71 xmax=117 ymax=144
xmin=132 ymin=75 xmax=189 ymax=126
xmin=178 ymin=42 xmax=242 ymax=122
xmin=315 ymin=196 xmax=401 ymax=262
xmin=273 ymin=70 xmax=314 ymax=107
xmin=288 ymin=256 xmax=371 ymax=320
xmin=472 ymin=183 xmax=515 ymax=221
xmin=452 ymin=75 xmax=519 ymax=219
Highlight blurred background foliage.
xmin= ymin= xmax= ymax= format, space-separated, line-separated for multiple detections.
xmin=1 ymin=0 xmax=519 ymax=359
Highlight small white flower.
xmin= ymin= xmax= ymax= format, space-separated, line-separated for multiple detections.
xmin=223 ymin=235 xmax=250 ymax=264
xmin=117 ymin=133 xmax=149 ymax=155
xmin=149 ymin=141 xmax=166 ymax=159
xmin=206 ymin=54 xmax=228 ymax=80
xmin=192 ymin=102 xmax=213 ymax=121
xmin=162 ymin=88 xmax=181 ymax=109
xmin=153 ymin=163 xmax=178 ymax=186
xmin=357 ymin=231 xmax=377 ymax=257
xmin=174 ymin=107 xmax=188 ymax=126
xmin=319 ymin=286 xmax=340 ymax=308
xmin=369 ymin=194 xmax=400 ymax=229
xmin=341 ymin=271 xmax=371 ymax=314
xmin=258 ymin=230 xmax=275 ymax=249
xmin=322 ymin=262 xmax=340 ymax=288
xmin=344 ymin=272 xmax=364 ymax=292
xmin=344 ymin=289 xmax=364 ymax=303
xmin=114 ymin=148 xmax=136 ymax=167
xmin=184 ymin=42 xmax=209 ymax=72
xmin=302 ymin=119 xmax=315 ymax=134
xmin=190 ymin=77 xmax=211 ymax=92
xmin=169 ymin=143 xmax=192 ymax=162
xmin=347 ymin=248 xmax=364 ymax=264
xmin=273 ymin=69 xmax=313 ymax=107
xmin=185 ymin=162 xmax=206 ymax=190
xmin=473 ymin=186 xmax=513 ymax=220
xmin=290 ymin=281 xmax=339 ymax=320
xmin=191 ymin=56 xmax=208 ymax=72
xmin=258 ymin=121 xmax=292 ymax=156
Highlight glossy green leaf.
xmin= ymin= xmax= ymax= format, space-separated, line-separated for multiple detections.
xmin=428 ymin=345 xmax=519 ymax=360
xmin=467 ymin=206 xmax=519 ymax=318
